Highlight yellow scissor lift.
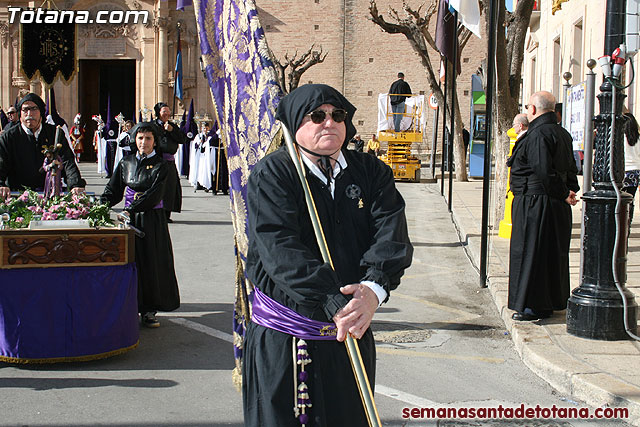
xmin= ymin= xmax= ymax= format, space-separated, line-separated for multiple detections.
xmin=378 ymin=94 xmax=422 ymax=182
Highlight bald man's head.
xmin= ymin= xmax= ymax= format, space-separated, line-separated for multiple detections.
xmin=513 ymin=113 xmax=529 ymax=135
xmin=526 ymin=91 xmax=556 ymax=122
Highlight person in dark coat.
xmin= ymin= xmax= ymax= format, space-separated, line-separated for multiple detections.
xmin=153 ymin=102 xmax=187 ymax=222
xmin=507 ymin=91 xmax=579 ymax=322
xmin=0 ymin=93 xmax=86 ymax=200
xmin=242 ymin=84 xmax=413 ymax=426
xmin=2 ymin=106 xmax=19 ymax=133
xmin=101 ymin=122 xmax=180 ymax=328
xmin=211 ymin=126 xmax=229 ymax=195
xmin=389 ymin=72 xmax=412 ymax=132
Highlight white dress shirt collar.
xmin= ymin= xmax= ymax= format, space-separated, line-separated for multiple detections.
xmin=299 ymin=150 xmax=348 ymax=198
xmin=22 ymin=123 xmax=42 ymax=139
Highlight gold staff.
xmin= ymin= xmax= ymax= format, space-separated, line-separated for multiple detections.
xmin=281 ymin=124 xmax=382 ymax=427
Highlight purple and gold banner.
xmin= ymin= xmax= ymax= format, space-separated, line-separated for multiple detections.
xmin=193 ymin=0 xmax=282 ymax=384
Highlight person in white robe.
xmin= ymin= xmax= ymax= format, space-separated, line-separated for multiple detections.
xmin=189 ymin=122 xmax=216 ymax=191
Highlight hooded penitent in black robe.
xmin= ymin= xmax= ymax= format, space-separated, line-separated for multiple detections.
xmin=507 ymin=111 xmax=580 ymax=313
xmin=101 ymin=153 xmax=180 ymax=314
xmin=0 ymin=122 xmax=86 ymax=191
xmin=242 ymin=84 xmax=413 ymax=427
xmin=154 ymin=119 xmax=187 ymax=214
xmin=213 ymin=132 xmax=229 ymax=194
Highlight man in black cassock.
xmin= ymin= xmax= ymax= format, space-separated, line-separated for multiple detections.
xmin=242 ymin=84 xmax=413 ymax=426
xmin=0 ymin=93 xmax=85 ymax=200
xmin=153 ymin=102 xmax=187 ymax=222
xmin=507 ymin=91 xmax=579 ymax=322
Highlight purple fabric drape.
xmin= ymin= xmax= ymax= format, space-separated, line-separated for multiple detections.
xmin=0 ymin=263 xmax=139 ymax=361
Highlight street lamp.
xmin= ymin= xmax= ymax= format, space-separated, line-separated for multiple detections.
xmin=566 ymin=0 xmax=638 ymax=340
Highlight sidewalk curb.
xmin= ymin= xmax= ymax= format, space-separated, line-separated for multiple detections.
xmin=448 ymin=199 xmax=640 ymax=425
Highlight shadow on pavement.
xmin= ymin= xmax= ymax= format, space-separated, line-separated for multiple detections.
xmin=411 ymin=241 xmax=465 ymax=248
xmin=171 ymin=220 xmax=233 ymax=226
xmin=372 ymin=320 xmax=495 ymax=333
xmin=0 ymin=377 xmax=178 ymax=391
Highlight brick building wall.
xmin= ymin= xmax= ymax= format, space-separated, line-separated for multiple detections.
xmin=257 ymin=0 xmax=485 ymax=158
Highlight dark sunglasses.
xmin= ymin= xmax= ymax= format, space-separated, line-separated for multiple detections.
xmin=307 ymin=109 xmax=347 ymax=124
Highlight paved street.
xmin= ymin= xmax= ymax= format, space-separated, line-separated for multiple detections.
xmin=0 ymin=164 xmax=628 ymax=426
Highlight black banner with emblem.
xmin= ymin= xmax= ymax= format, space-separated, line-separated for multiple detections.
xmin=21 ymin=21 xmax=76 ymax=86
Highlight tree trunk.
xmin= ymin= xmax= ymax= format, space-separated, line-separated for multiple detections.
xmin=482 ymin=0 xmax=534 ymax=228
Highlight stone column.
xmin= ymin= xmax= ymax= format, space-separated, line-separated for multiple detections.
xmin=140 ymin=36 xmax=155 ymax=116
xmin=156 ymin=16 xmax=169 ymax=103
xmin=0 ymin=19 xmax=8 ymax=107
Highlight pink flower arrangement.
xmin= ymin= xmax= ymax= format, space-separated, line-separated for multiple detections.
xmin=0 ymin=189 xmax=113 ymax=229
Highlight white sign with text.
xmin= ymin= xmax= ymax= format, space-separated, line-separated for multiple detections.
xmin=565 ymin=82 xmax=587 ymax=151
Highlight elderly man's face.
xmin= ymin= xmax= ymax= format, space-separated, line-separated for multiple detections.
xmin=295 ymin=103 xmax=346 ymax=156
xmin=20 ymin=101 xmax=41 ymax=130
xmin=6 ymin=109 xmax=17 ymax=123
xmin=525 ymin=101 xmax=535 ymax=123
xmin=159 ymin=106 xmax=171 ymax=123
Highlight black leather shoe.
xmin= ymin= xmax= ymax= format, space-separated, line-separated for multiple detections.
xmin=512 ymin=312 xmax=536 ymax=321
xmin=512 ymin=311 xmax=551 ymax=321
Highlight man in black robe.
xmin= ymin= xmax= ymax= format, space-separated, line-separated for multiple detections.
xmin=212 ymin=127 xmax=229 ymax=195
xmin=0 ymin=93 xmax=85 ymax=200
xmin=153 ymin=102 xmax=187 ymax=222
xmin=242 ymin=84 xmax=413 ymax=426
xmin=507 ymin=91 xmax=579 ymax=321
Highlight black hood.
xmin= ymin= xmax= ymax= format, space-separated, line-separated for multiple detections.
xmin=154 ymin=102 xmax=169 ymax=119
xmin=275 ymin=84 xmax=357 ymax=147
xmin=17 ymin=93 xmax=46 ymax=118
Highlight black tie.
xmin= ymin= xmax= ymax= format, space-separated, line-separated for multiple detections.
xmin=317 ymin=156 xmax=333 ymax=184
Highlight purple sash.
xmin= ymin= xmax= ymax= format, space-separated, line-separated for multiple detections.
xmin=251 ymin=288 xmax=337 ymax=340
xmin=162 ymin=153 xmax=175 ymax=162
xmin=124 ymin=186 xmax=163 ymax=209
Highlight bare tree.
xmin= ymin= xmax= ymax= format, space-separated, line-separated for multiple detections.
xmin=271 ymin=44 xmax=328 ymax=94
xmin=369 ymin=0 xmax=473 ymax=181
xmin=370 ymin=0 xmax=535 ymax=221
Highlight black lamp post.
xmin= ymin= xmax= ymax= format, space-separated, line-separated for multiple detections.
xmin=566 ymin=0 xmax=638 ymax=340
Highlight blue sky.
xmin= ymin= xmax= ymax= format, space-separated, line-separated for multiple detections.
xmin=506 ymin=0 xmax=514 ymax=12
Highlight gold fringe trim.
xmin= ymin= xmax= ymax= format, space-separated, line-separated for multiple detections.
xmin=232 ymin=365 xmax=243 ymax=393
xmin=0 ymin=340 xmax=139 ymax=364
